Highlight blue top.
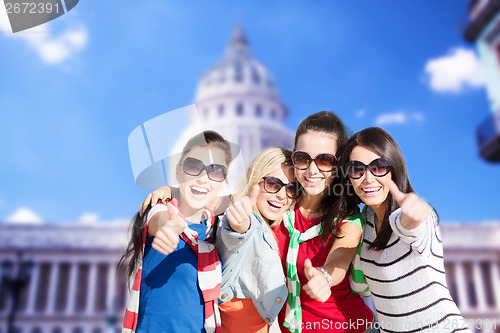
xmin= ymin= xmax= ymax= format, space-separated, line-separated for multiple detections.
xmin=216 ymin=213 xmax=288 ymax=325
xmin=136 ymin=221 xmax=207 ymax=333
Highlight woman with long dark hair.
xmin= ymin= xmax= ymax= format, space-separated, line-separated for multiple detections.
xmin=335 ymin=127 xmax=469 ymax=332
xmin=119 ymin=130 xmax=233 ymax=333
xmin=274 ymin=112 xmax=374 ymax=333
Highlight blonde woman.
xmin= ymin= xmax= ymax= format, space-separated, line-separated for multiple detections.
xmin=216 ymin=146 xmax=298 ymax=332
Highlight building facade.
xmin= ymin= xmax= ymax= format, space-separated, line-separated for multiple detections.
xmin=465 ymin=0 xmax=500 ymax=162
xmin=0 ymin=222 xmax=499 ymax=333
xmin=0 ymin=223 xmax=129 ymax=333
xmin=442 ymin=223 xmax=500 ymax=332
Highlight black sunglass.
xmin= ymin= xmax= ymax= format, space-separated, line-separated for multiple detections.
xmin=345 ymin=158 xmax=391 ymax=180
xmin=262 ymin=176 xmax=300 ymax=199
xmin=291 ymin=150 xmax=337 ymax=172
xmin=182 ymin=157 xmax=227 ymax=182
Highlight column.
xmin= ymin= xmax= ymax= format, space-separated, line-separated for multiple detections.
xmin=490 ymin=262 xmax=500 ymax=311
xmin=122 ymin=277 xmax=130 ymax=312
xmin=472 ymin=262 xmax=488 ymax=311
xmin=0 ymin=262 xmax=6 ymax=315
xmin=26 ymin=262 xmax=40 ymax=314
xmin=105 ymin=262 xmax=117 ymax=313
xmin=65 ymin=262 xmax=79 ymax=315
xmin=454 ymin=262 xmax=470 ymax=313
xmin=85 ymin=262 xmax=98 ymax=315
xmin=46 ymin=262 xmax=60 ymax=314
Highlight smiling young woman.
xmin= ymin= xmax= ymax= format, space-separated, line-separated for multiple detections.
xmin=274 ymin=112 xmax=374 ymax=333
xmin=216 ymin=147 xmax=296 ymax=333
xmin=337 ymin=127 xmax=470 ymax=333
xmin=119 ymin=130 xmax=233 ymax=333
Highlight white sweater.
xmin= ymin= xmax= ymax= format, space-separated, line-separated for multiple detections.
xmin=354 ymin=206 xmax=470 ymax=333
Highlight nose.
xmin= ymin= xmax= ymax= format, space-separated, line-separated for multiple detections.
xmin=196 ymin=170 xmax=210 ymax=183
xmin=276 ymin=186 xmax=287 ymax=200
xmin=306 ymin=160 xmax=320 ymax=174
xmin=362 ymin=169 xmax=375 ymax=183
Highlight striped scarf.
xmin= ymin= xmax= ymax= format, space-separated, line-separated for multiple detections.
xmin=122 ymin=199 xmax=222 ymax=333
xmin=282 ymin=205 xmax=322 ymax=333
xmin=348 ymin=233 xmax=370 ymax=296
xmin=349 ymin=207 xmax=370 ymax=296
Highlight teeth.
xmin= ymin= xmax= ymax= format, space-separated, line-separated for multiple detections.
xmin=191 ymin=186 xmax=208 ymax=194
xmin=305 ymin=177 xmax=322 ymax=183
xmin=268 ymin=201 xmax=284 ymax=209
xmin=363 ymin=187 xmax=380 ymax=193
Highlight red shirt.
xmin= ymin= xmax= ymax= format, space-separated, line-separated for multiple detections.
xmin=273 ymin=205 xmax=373 ymax=333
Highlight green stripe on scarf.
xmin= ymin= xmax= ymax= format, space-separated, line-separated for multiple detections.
xmin=283 ymin=206 xmax=365 ymax=332
xmin=283 ymin=205 xmax=322 ymax=333
xmin=348 ymin=210 xmax=370 ymax=295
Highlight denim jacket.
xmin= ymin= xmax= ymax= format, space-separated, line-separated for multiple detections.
xmin=215 ymin=213 xmax=288 ymax=325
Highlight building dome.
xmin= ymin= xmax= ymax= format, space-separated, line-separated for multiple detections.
xmin=192 ymin=26 xmax=289 ymax=125
xmin=195 ymin=26 xmax=283 ymax=110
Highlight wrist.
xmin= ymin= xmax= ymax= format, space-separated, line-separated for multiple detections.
xmin=316 ymin=267 xmax=333 ymax=287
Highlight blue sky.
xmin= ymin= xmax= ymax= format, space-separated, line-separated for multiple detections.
xmin=0 ymin=0 xmax=498 ymax=224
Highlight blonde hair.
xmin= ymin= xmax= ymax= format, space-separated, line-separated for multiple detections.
xmin=234 ymin=146 xmax=293 ymax=228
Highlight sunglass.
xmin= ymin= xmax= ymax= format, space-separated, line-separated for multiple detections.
xmin=291 ymin=150 xmax=337 ymax=172
xmin=345 ymin=158 xmax=391 ymax=179
xmin=182 ymin=157 xmax=227 ymax=182
xmin=262 ymin=176 xmax=300 ymax=199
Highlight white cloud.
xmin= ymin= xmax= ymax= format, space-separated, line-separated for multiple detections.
xmin=26 ymin=25 xmax=88 ymax=64
xmin=79 ymin=213 xmax=129 ymax=225
xmin=424 ymin=47 xmax=484 ymax=93
xmin=0 ymin=8 xmax=88 ymax=65
xmin=0 ymin=5 xmax=11 ymax=32
xmin=375 ymin=111 xmax=424 ymax=126
xmin=107 ymin=218 xmax=130 ymax=225
xmin=356 ymin=109 xmax=366 ymax=119
xmin=5 ymin=207 xmax=43 ymax=224
xmin=79 ymin=212 xmax=99 ymax=224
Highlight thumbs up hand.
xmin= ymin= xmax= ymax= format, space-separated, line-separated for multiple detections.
xmin=152 ymin=203 xmax=187 ymax=255
xmin=388 ymin=180 xmax=433 ymax=230
xmin=303 ymin=259 xmax=332 ymax=303
xmin=226 ymin=184 xmax=259 ymax=234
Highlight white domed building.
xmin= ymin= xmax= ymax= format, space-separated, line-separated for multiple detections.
xmin=178 ymin=26 xmax=294 ymax=171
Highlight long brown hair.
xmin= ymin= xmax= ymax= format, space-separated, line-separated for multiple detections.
xmin=337 ymin=127 xmax=414 ymax=250
xmin=294 ymin=111 xmax=354 ymax=241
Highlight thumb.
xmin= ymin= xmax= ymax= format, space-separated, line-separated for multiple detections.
xmin=388 ymin=179 xmax=406 ymax=205
xmin=304 ymin=259 xmax=315 ymax=281
xmin=166 ymin=203 xmax=186 ymax=234
xmin=249 ymin=184 xmax=260 ymax=206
